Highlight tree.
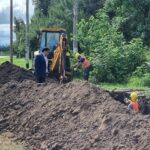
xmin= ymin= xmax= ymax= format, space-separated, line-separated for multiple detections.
xmin=14 ymin=17 xmax=26 ymax=57
xmin=77 ymin=10 xmax=147 ymax=82
xmin=79 ymin=0 xmax=105 ymax=19
xmin=104 ymin=0 xmax=150 ymax=47
xmin=32 ymin=0 xmax=52 ymax=16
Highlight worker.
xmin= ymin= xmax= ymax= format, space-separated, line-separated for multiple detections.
xmin=73 ymin=52 xmax=92 ymax=81
xmin=34 ymin=47 xmax=50 ymax=83
xmin=125 ymin=92 xmax=139 ymax=112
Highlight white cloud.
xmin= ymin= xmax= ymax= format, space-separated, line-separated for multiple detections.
xmin=0 ymin=0 xmax=34 ymax=45
xmin=0 ymin=0 xmax=9 ymax=11
xmin=0 ymin=0 xmax=35 ymax=24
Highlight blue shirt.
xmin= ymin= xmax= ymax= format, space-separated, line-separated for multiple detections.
xmin=78 ymin=57 xmax=85 ymax=63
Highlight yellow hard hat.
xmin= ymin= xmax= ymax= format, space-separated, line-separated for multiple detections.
xmin=130 ymin=92 xmax=138 ymax=101
xmin=75 ymin=52 xmax=80 ymax=59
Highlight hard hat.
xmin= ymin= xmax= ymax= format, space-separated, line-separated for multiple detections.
xmin=75 ymin=52 xmax=80 ymax=59
xmin=130 ymin=92 xmax=138 ymax=101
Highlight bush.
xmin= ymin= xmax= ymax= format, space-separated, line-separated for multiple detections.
xmin=133 ymin=62 xmax=150 ymax=77
xmin=142 ymin=73 xmax=150 ymax=87
xmin=77 ymin=10 xmax=147 ymax=83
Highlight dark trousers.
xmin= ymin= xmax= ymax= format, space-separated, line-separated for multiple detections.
xmin=83 ymin=65 xmax=93 ymax=81
xmin=83 ymin=68 xmax=90 ymax=81
xmin=36 ymin=76 xmax=45 ymax=83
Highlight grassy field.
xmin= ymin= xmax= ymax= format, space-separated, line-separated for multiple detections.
xmin=100 ymin=82 xmax=146 ymax=91
xmin=100 ymin=76 xmax=149 ymax=91
xmin=0 ymin=56 xmax=32 ymax=68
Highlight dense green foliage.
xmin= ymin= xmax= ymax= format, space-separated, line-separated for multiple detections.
xmin=105 ymin=0 xmax=150 ymax=46
xmin=79 ymin=0 xmax=105 ymax=18
xmin=77 ymin=10 xmax=147 ymax=82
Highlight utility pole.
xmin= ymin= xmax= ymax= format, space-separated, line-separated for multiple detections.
xmin=25 ymin=0 xmax=29 ymax=69
xmin=10 ymin=0 xmax=13 ymax=63
xmin=73 ymin=0 xmax=78 ymax=52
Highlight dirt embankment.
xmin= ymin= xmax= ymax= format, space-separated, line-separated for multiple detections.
xmin=0 ymin=62 xmax=150 ymax=150
xmin=0 ymin=61 xmax=35 ymax=85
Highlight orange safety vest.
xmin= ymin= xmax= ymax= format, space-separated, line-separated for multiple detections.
xmin=131 ymin=101 xmax=139 ymax=112
xmin=82 ymin=59 xmax=91 ymax=69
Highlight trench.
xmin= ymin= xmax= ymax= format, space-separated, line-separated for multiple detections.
xmin=109 ymin=90 xmax=150 ymax=115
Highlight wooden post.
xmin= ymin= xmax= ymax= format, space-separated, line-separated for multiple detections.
xmin=25 ymin=0 xmax=29 ymax=69
xmin=10 ymin=0 xmax=13 ymax=63
xmin=73 ymin=0 xmax=78 ymax=53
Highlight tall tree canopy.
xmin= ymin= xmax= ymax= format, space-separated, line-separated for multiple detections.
xmin=105 ymin=0 xmax=150 ymax=46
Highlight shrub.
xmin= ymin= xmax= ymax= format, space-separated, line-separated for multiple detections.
xmin=142 ymin=73 xmax=150 ymax=87
xmin=77 ymin=10 xmax=147 ymax=83
xmin=133 ymin=62 xmax=150 ymax=77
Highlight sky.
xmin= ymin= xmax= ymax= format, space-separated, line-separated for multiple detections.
xmin=0 ymin=0 xmax=35 ymax=46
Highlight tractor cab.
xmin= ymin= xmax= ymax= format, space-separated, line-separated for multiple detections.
xmin=39 ymin=28 xmax=66 ymax=55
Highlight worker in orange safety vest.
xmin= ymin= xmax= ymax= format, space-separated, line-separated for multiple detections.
xmin=73 ymin=52 xmax=92 ymax=81
xmin=125 ymin=92 xmax=139 ymax=112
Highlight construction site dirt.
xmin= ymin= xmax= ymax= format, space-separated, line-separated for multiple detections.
xmin=0 ymin=62 xmax=150 ymax=150
xmin=0 ymin=61 xmax=35 ymax=85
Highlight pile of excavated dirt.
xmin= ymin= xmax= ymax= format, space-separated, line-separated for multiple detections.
xmin=0 ymin=61 xmax=35 ymax=85
xmin=0 ymin=80 xmax=150 ymax=150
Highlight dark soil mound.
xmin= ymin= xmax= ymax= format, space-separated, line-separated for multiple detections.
xmin=0 ymin=61 xmax=35 ymax=85
xmin=0 ymin=80 xmax=149 ymax=150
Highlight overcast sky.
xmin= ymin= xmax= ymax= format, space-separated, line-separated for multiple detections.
xmin=0 ymin=0 xmax=34 ymax=46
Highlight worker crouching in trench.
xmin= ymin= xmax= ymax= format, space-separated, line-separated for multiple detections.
xmin=125 ymin=92 xmax=140 ymax=113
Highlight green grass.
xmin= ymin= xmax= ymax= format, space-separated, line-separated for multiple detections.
xmin=0 ymin=56 xmax=32 ymax=69
xmin=100 ymin=83 xmax=146 ymax=91
xmin=100 ymin=75 xmax=150 ymax=91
